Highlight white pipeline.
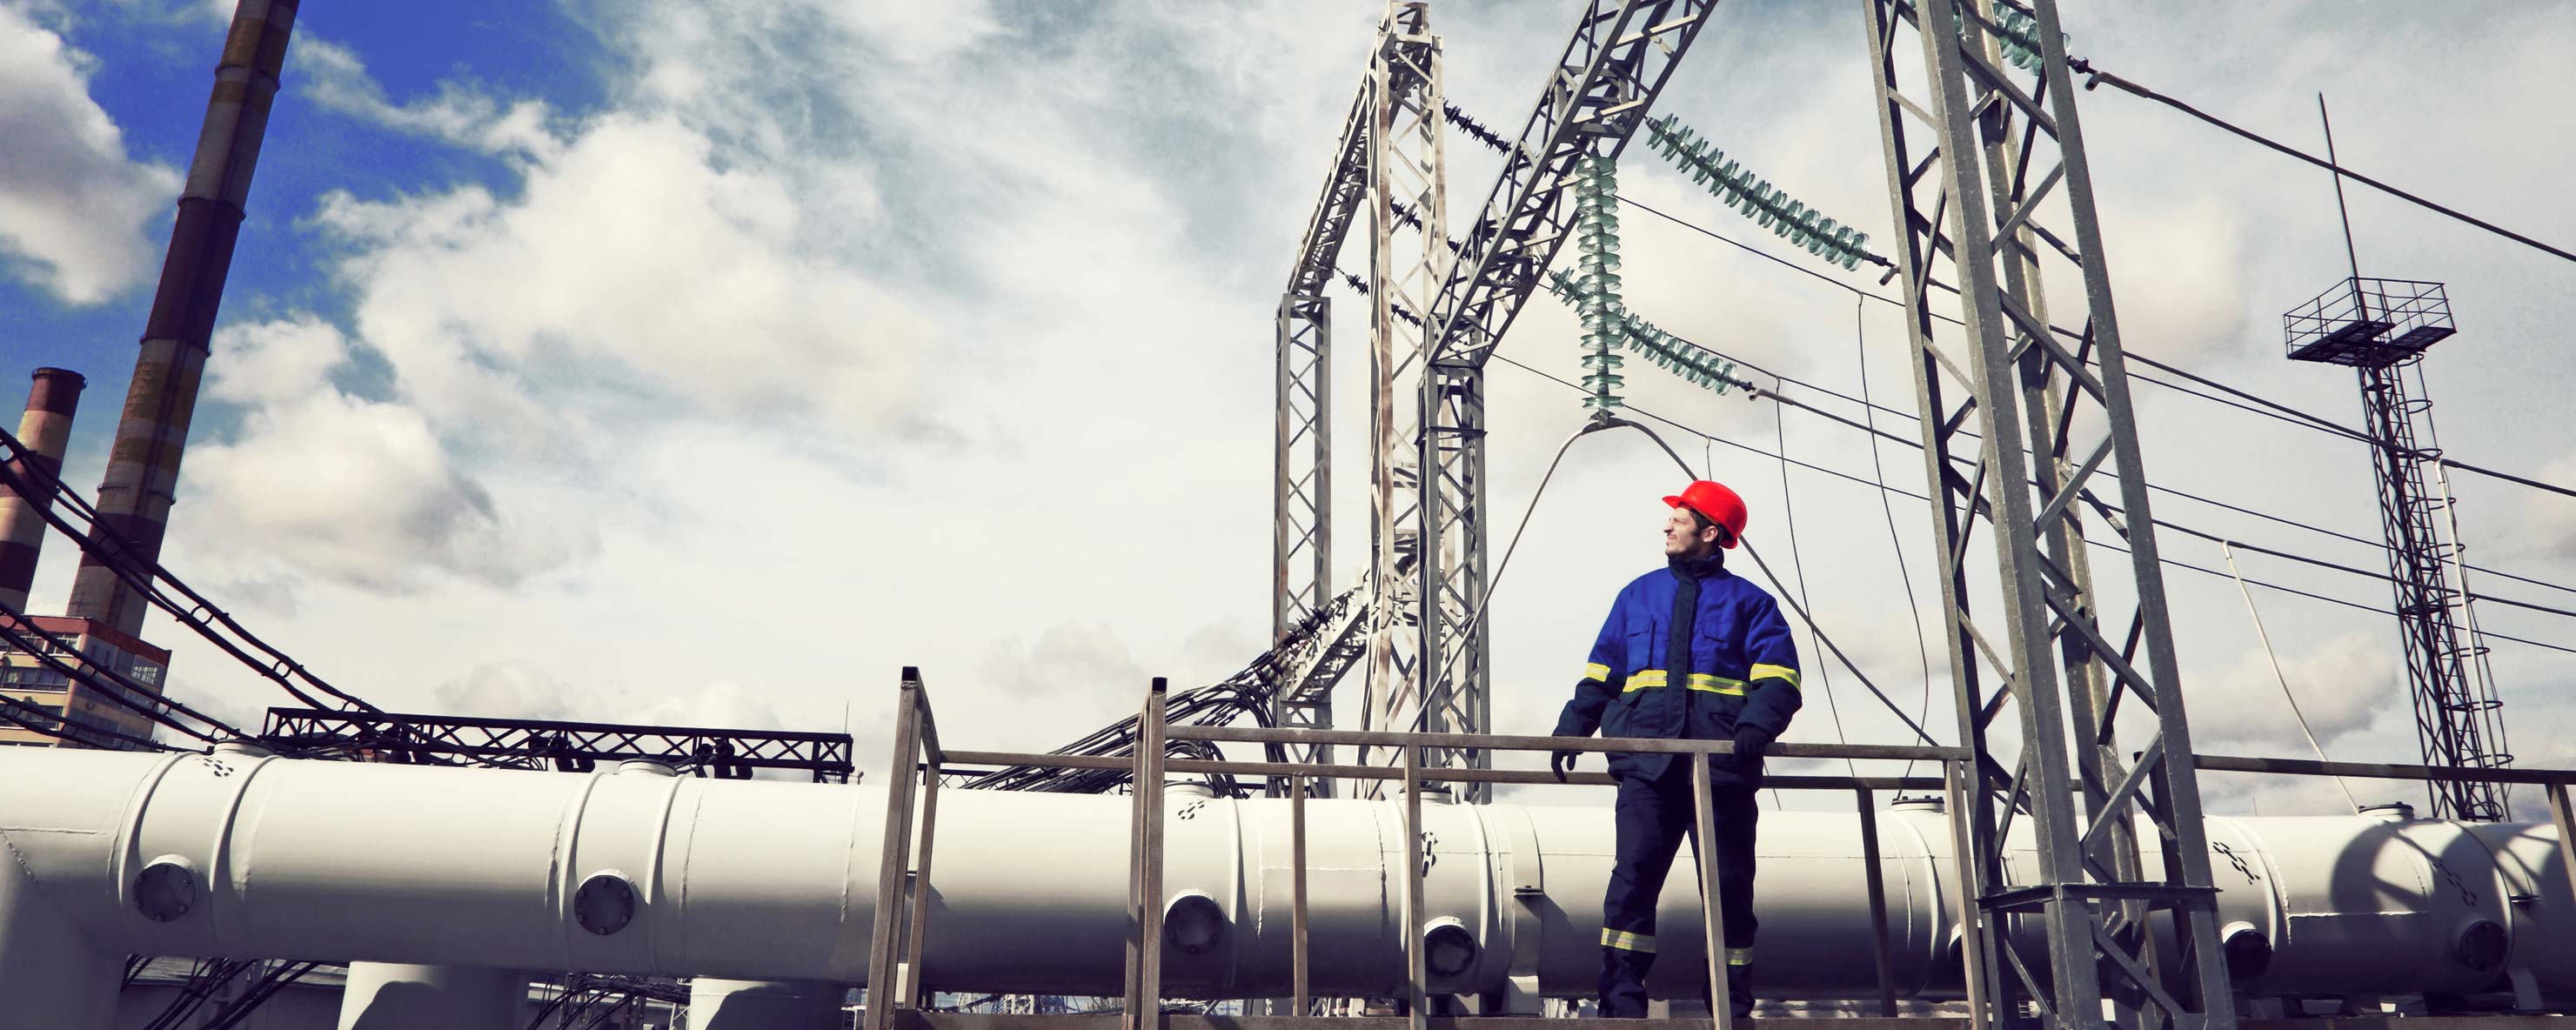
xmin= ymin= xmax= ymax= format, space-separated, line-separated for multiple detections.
xmin=1 ymin=746 xmax=2568 ymax=1028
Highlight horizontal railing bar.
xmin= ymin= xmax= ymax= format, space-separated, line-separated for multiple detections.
xmin=937 ymin=752 xmax=1944 ymax=792
xmin=1168 ymin=724 xmax=1964 ymax=762
xmin=945 ymin=750 xmax=1133 ymax=772
xmin=2198 ymin=753 xmax=2576 ymax=787
xmin=1169 ymin=759 xmax=1943 ymax=792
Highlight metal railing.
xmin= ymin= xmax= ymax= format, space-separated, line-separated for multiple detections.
xmin=861 ymin=672 xmax=2576 ymax=1030
xmin=862 ymin=669 xmax=1977 ymax=1030
xmin=2282 ymin=277 xmax=2455 ymax=365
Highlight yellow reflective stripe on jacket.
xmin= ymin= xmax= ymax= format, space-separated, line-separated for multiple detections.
xmin=1750 ymin=663 xmax=1801 ymax=689
xmin=1582 ymin=662 xmax=1611 ymax=683
xmin=1622 ymin=669 xmax=1756 ymax=695
xmin=1725 ymin=946 xmax=1755 ymax=966
xmin=1602 ymin=927 xmax=1657 ymax=953
xmin=1685 ymin=672 xmax=1748 ymax=696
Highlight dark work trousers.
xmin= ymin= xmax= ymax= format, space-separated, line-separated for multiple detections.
xmin=1597 ymin=756 xmax=1760 ymax=1018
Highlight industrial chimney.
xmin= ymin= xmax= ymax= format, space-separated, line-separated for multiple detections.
xmin=66 ymin=0 xmax=300 ymax=635
xmin=0 ymin=368 xmax=86 ymax=613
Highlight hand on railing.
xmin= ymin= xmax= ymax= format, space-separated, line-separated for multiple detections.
xmin=1550 ymin=747 xmax=1579 ymax=782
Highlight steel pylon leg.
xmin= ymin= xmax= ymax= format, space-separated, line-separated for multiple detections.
xmin=1861 ymin=1 xmax=2239 ymax=1027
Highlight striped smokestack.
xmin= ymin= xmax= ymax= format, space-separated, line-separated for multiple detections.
xmin=66 ymin=0 xmax=299 ymax=635
xmin=0 ymin=368 xmax=87 ymax=613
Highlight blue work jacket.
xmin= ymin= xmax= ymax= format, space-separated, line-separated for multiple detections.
xmin=1552 ymin=553 xmax=1803 ymax=785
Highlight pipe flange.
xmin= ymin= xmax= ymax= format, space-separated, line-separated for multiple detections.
xmin=575 ymin=871 xmax=638 ymax=936
xmin=135 ymin=854 xmax=197 ymax=922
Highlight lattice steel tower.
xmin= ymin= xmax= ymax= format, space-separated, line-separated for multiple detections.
xmin=2282 ymin=103 xmax=2509 ymax=822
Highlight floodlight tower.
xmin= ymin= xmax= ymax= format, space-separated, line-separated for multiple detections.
xmin=2281 ymin=100 xmax=2509 ymax=821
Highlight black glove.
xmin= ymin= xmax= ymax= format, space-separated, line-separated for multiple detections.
xmin=1550 ymin=748 xmax=1580 ymax=782
xmin=1730 ymin=726 xmax=1773 ymax=772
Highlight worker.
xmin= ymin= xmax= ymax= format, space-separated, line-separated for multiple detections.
xmin=1549 ymin=479 xmax=1801 ymax=1020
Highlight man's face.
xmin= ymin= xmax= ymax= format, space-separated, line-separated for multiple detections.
xmin=1663 ymin=505 xmax=1720 ymax=558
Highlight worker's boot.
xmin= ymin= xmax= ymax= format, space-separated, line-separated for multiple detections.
xmin=1597 ymin=946 xmax=1656 ymax=1018
xmin=1726 ymin=962 xmax=1755 ymax=1020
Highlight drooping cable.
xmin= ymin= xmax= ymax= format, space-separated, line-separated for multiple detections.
xmin=1771 ymin=395 xmax=1860 ymax=776
xmin=1487 ymin=351 xmax=2576 ymax=658
xmin=1852 ymin=299 xmax=1939 ymax=784
xmin=2219 ymin=542 xmax=2363 ymax=814
xmin=0 ymin=599 xmax=242 ymax=744
xmin=0 ymin=426 xmax=380 ymax=712
xmin=0 ymin=692 xmax=171 ymax=750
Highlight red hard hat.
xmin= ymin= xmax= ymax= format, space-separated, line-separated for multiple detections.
xmin=1663 ymin=480 xmax=1748 ymax=548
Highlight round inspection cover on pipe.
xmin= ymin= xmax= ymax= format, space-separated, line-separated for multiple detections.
xmin=575 ymin=872 xmax=638 ymax=936
xmin=1163 ymin=892 xmax=1228 ymax=955
xmin=1423 ymin=918 xmax=1479 ymax=979
xmin=2220 ymin=920 xmax=2272 ymax=981
xmin=135 ymin=855 xmax=197 ymax=922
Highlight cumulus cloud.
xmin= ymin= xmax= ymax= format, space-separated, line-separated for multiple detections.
xmin=307 ymin=110 xmax=927 ymax=445
xmin=2181 ymin=630 xmax=2397 ymax=755
xmin=0 ymin=3 xmax=179 ymax=303
xmin=186 ymin=317 xmax=594 ymax=593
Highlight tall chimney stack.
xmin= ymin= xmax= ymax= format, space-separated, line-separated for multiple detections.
xmin=67 ymin=0 xmax=299 ymax=634
xmin=0 ymin=368 xmax=87 ymax=613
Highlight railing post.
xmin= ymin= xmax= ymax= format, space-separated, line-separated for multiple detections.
xmin=1140 ymin=679 xmax=1169 ymax=1030
xmin=1694 ymin=749 xmax=1735 ymax=1030
xmin=1122 ymin=691 xmax=1147 ymax=1030
xmin=1402 ymin=743 xmax=1428 ymax=1030
xmin=2548 ymin=782 xmax=2576 ymax=907
xmin=1946 ymin=759 xmax=1992 ymax=1030
xmin=1292 ymin=772 xmax=1312 ymax=1016
xmin=903 ymin=761 xmax=943 ymax=1007
xmin=1857 ymin=786 xmax=1898 ymax=1016
xmin=864 ymin=669 xmax=925 ymax=1030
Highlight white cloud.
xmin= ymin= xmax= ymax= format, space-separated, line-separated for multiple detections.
xmin=184 ymin=317 xmax=595 ymax=592
xmin=2182 ymin=630 xmax=2397 ymax=754
xmin=206 ymin=316 xmax=350 ymax=405
xmin=0 ymin=3 xmax=179 ymax=303
xmin=296 ymin=37 xmax=562 ymax=161
xmin=306 ymin=110 xmax=927 ymax=445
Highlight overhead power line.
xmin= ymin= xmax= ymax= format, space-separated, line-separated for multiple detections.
xmin=2071 ymin=60 xmax=2576 ymax=267
xmin=1487 ymin=351 xmax=2576 ymax=659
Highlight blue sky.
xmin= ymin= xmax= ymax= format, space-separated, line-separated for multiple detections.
xmin=4 ymin=0 xmax=2574 ymax=816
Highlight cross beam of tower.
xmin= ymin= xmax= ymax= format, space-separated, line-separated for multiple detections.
xmin=1863 ymin=2 xmax=2238 ymax=1027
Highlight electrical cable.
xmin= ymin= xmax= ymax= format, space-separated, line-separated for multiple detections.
xmin=1617 ymin=171 xmax=2576 ymax=505
xmin=0 ymin=426 xmax=380 ymax=712
xmin=0 ymin=599 xmax=242 ymax=744
xmin=0 ymin=692 xmax=171 ymax=750
xmin=1487 ymin=352 xmax=2576 ymax=659
xmin=1772 ymin=394 xmax=1861 ymax=777
xmin=2220 ymin=542 xmax=2363 ymax=815
xmin=2072 ymin=61 xmax=2576 ymax=267
xmin=1852 ymin=298 xmax=1940 ymax=785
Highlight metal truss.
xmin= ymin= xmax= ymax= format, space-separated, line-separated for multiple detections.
xmin=1274 ymin=64 xmax=1373 ymax=779
xmin=260 ymin=708 xmax=856 ymax=782
xmin=1422 ymin=0 xmax=1715 ymax=370
xmin=2359 ymin=359 xmax=2510 ymax=820
xmin=1357 ymin=2 xmax=1449 ymax=789
xmin=1862 ymin=1 xmax=2237 ymax=1027
xmin=1275 ymin=291 xmax=1335 ymax=777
